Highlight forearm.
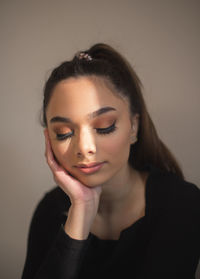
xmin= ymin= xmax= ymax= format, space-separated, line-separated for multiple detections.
xmin=64 ymin=203 xmax=95 ymax=240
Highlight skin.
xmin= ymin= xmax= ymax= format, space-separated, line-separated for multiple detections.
xmin=44 ymin=75 xmax=148 ymax=240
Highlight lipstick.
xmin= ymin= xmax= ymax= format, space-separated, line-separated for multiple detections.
xmin=75 ymin=162 xmax=105 ymax=174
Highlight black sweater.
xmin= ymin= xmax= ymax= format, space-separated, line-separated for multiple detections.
xmin=22 ymin=167 xmax=200 ymax=279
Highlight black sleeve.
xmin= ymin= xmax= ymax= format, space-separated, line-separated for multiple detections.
xmin=139 ymin=181 xmax=200 ymax=279
xmin=21 ymin=189 xmax=90 ymax=279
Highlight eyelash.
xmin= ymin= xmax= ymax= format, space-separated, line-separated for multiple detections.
xmin=96 ymin=121 xmax=117 ymax=135
xmin=56 ymin=131 xmax=74 ymax=141
xmin=56 ymin=122 xmax=117 ymax=141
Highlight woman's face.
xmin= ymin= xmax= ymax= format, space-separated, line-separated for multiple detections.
xmin=46 ymin=76 xmax=138 ymax=187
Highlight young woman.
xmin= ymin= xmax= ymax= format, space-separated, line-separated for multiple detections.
xmin=22 ymin=43 xmax=200 ymax=279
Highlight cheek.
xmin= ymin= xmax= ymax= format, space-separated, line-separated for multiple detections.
xmin=100 ymin=130 xmax=131 ymax=158
xmin=51 ymin=141 xmax=72 ymax=166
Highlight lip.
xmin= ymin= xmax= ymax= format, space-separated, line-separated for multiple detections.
xmin=75 ymin=162 xmax=105 ymax=174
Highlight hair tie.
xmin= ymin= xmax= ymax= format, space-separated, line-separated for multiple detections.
xmin=76 ymin=51 xmax=92 ymax=61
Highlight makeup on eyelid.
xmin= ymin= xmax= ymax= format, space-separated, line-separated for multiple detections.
xmin=52 ymin=116 xmax=118 ymax=135
xmin=54 ymin=121 xmax=117 ymax=141
xmin=93 ymin=116 xmax=117 ymax=128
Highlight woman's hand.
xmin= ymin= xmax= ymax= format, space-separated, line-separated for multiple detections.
xmin=44 ymin=129 xmax=102 ymax=206
xmin=44 ymin=129 xmax=102 ymax=239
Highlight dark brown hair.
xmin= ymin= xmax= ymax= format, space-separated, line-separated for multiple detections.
xmin=42 ymin=43 xmax=184 ymax=179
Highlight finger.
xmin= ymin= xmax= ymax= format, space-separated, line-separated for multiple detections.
xmin=44 ymin=130 xmax=61 ymax=172
xmin=44 ymin=128 xmax=49 ymax=158
xmin=43 ymin=129 xmax=53 ymax=161
xmin=47 ymin=146 xmax=60 ymax=172
xmin=43 ymin=129 xmax=81 ymax=187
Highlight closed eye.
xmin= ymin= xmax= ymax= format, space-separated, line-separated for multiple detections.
xmin=56 ymin=131 xmax=74 ymax=140
xmin=56 ymin=121 xmax=117 ymax=141
xmin=96 ymin=121 xmax=117 ymax=135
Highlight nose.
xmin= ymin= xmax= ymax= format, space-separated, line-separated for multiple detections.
xmin=75 ymin=127 xmax=96 ymax=158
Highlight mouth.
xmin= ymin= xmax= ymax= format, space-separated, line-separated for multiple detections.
xmin=74 ymin=161 xmax=106 ymax=174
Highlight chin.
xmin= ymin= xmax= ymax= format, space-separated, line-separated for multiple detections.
xmin=74 ymin=173 xmax=110 ymax=188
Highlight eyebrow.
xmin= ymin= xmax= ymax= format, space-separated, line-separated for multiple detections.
xmin=50 ymin=106 xmax=117 ymax=124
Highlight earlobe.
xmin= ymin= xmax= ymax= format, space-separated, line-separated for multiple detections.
xmin=130 ymin=114 xmax=139 ymax=144
xmin=130 ymin=125 xmax=138 ymax=144
xmin=130 ymin=133 xmax=138 ymax=144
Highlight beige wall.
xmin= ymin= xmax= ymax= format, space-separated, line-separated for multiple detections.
xmin=0 ymin=0 xmax=199 ymax=278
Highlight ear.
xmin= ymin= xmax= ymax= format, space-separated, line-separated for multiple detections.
xmin=130 ymin=114 xmax=139 ymax=144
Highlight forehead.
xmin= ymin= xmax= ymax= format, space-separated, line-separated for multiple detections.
xmin=46 ymin=76 xmax=129 ymax=120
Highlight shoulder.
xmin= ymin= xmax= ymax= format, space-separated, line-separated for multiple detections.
xmin=146 ymin=168 xmax=200 ymax=220
xmin=142 ymin=170 xmax=200 ymax=276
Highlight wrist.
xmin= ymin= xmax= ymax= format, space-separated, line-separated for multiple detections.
xmin=64 ymin=203 xmax=96 ymax=240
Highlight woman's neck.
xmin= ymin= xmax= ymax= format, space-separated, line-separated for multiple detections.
xmin=98 ymin=164 xmax=147 ymax=217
